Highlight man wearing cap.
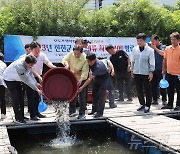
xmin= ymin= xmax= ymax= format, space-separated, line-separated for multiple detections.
xmin=62 ymin=45 xmax=89 ymax=119
xmin=75 ymin=38 xmax=83 ymax=46
xmin=82 ymin=39 xmax=91 ymax=55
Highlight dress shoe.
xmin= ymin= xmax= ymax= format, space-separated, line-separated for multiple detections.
xmin=37 ymin=113 xmax=46 ymax=118
xmin=94 ymin=113 xmax=103 ymax=118
xmin=69 ymin=112 xmax=77 ymax=117
xmin=1 ymin=114 xmax=7 ymax=119
xmin=109 ymin=104 xmax=117 ymax=108
xmin=24 ymin=116 xmax=29 ymax=120
xmin=144 ymin=107 xmax=150 ymax=113
xmin=162 ymin=100 xmax=167 ymax=106
xmin=137 ymin=105 xmax=145 ymax=111
xmin=127 ymin=98 xmax=133 ymax=102
xmin=174 ymin=106 xmax=180 ymax=111
xmin=88 ymin=111 xmax=96 ymax=115
xmin=161 ymin=105 xmax=173 ymax=109
xmin=31 ymin=116 xmax=40 ymax=121
xmin=15 ymin=119 xmax=26 ymax=124
xmin=152 ymin=100 xmax=158 ymax=105
xmin=77 ymin=114 xmax=86 ymax=119
xmin=116 ymin=98 xmax=124 ymax=102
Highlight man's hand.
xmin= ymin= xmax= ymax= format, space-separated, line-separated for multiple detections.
xmin=37 ymin=89 xmax=42 ymax=95
xmin=111 ymin=70 xmax=115 ymax=76
xmin=162 ymin=69 xmax=166 ymax=75
xmin=148 ymin=72 xmax=153 ymax=81
xmin=131 ymin=71 xmax=134 ymax=78
xmin=78 ymin=87 xmax=83 ymax=93
xmin=150 ymin=44 xmax=156 ymax=50
xmin=77 ymin=78 xmax=83 ymax=86
xmin=38 ymin=76 xmax=43 ymax=84
xmin=65 ymin=63 xmax=69 ymax=69
xmin=36 ymin=83 xmax=42 ymax=89
xmin=127 ymin=65 xmax=131 ymax=72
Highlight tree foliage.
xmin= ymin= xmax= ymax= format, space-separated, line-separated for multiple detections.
xmin=0 ymin=0 xmax=179 ymax=52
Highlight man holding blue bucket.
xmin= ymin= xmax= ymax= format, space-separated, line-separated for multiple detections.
xmin=3 ymin=55 xmax=42 ymax=124
xmin=161 ymin=32 xmax=180 ymax=110
xmin=149 ymin=35 xmax=167 ymax=105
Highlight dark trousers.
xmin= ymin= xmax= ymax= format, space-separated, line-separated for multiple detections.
xmin=34 ymin=78 xmax=40 ymax=115
xmin=0 ymin=85 xmax=6 ymax=115
xmin=151 ymin=70 xmax=167 ymax=101
xmin=25 ymin=85 xmax=36 ymax=118
xmin=92 ymin=74 xmax=108 ymax=115
xmin=134 ymin=74 xmax=152 ymax=107
xmin=107 ymin=74 xmax=115 ymax=106
xmin=5 ymin=81 xmax=24 ymax=121
xmin=33 ymin=89 xmax=39 ymax=116
xmin=116 ymin=71 xmax=132 ymax=100
xmin=69 ymin=80 xmax=87 ymax=115
xmin=166 ymin=73 xmax=180 ymax=107
xmin=27 ymin=88 xmax=39 ymax=116
xmin=26 ymin=77 xmax=40 ymax=116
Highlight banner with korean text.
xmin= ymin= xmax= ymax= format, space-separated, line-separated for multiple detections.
xmin=4 ymin=35 xmax=137 ymax=63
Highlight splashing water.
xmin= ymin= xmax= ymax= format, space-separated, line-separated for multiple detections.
xmin=49 ymin=100 xmax=77 ymax=148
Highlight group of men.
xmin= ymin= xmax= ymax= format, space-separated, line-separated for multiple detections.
xmin=62 ymin=39 xmax=117 ymax=119
xmin=0 ymin=41 xmax=56 ymax=123
xmin=62 ymin=32 xmax=180 ymax=118
xmin=130 ymin=32 xmax=180 ymax=113
xmin=0 ymin=32 xmax=179 ymax=123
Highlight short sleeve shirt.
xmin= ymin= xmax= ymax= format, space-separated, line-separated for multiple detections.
xmin=164 ymin=45 xmax=180 ymax=75
xmin=31 ymin=52 xmax=50 ymax=75
xmin=110 ymin=50 xmax=128 ymax=72
xmin=154 ymin=44 xmax=165 ymax=71
xmin=90 ymin=59 xmax=108 ymax=76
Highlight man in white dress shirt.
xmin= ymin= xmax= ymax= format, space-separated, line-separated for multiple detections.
xmin=28 ymin=41 xmax=56 ymax=118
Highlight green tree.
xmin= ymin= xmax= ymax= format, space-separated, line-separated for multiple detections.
xmin=0 ymin=0 xmax=179 ymax=52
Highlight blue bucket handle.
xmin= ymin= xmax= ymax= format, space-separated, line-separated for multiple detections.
xmin=40 ymin=94 xmax=43 ymax=102
xmin=163 ymin=75 xmax=166 ymax=80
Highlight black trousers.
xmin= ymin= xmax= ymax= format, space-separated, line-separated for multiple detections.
xmin=25 ymin=85 xmax=36 ymax=118
xmin=0 ymin=85 xmax=6 ymax=115
xmin=69 ymin=80 xmax=87 ymax=115
xmin=92 ymin=74 xmax=108 ymax=115
xmin=134 ymin=74 xmax=152 ymax=107
xmin=166 ymin=73 xmax=180 ymax=107
xmin=151 ymin=70 xmax=167 ymax=101
xmin=116 ymin=71 xmax=132 ymax=100
xmin=5 ymin=81 xmax=24 ymax=121
xmin=26 ymin=78 xmax=40 ymax=116
xmin=107 ymin=74 xmax=115 ymax=106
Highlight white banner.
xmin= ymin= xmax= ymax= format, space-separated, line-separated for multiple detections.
xmin=4 ymin=35 xmax=137 ymax=63
xmin=37 ymin=36 xmax=137 ymax=63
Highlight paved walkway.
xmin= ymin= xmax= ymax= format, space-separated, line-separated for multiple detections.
xmin=0 ymin=95 xmax=179 ymax=153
